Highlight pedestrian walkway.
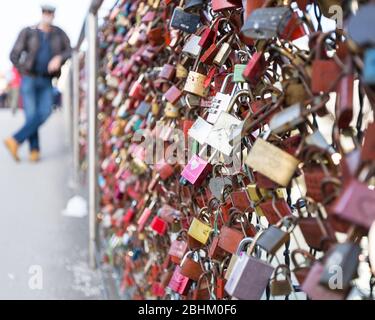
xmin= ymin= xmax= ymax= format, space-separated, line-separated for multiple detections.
xmin=0 ymin=109 xmax=103 ymax=299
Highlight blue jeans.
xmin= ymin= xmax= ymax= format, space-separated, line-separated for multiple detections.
xmin=14 ymin=76 xmax=53 ymax=151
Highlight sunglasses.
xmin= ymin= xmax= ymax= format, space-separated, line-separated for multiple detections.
xmin=42 ymin=10 xmax=55 ymax=14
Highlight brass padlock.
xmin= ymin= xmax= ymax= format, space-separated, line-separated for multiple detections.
xmin=187 ymin=209 xmax=213 ymax=245
xmin=270 ymin=265 xmax=293 ymax=297
xmin=246 ymin=138 xmax=300 ymax=187
xmin=183 ymin=70 xmax=209 ymax=97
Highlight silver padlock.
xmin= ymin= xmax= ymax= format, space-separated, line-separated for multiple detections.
xmin=207 ymin=73 xmax=237 ymax=124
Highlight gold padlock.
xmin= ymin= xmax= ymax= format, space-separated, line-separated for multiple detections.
xmin=164 ymin=102 xmax=180 ymax=118
xmin=183 ymin=71 xmax=209 ymax=98
xmin=188 ymin=218 xmax=212 ymax=245
xmin=246 ymin=139 xmax=300 ymax=187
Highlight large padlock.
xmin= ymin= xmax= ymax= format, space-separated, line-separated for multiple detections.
xmin=241 ymin=7 xmax=292 ymax=40
xmin=246 ymin=138 xmax=300 ymax=187
xmin=319 ymin=241 xmax=361 ymax=291
xmin=170 ymin=7 xmax=200 ymax=34
xmin=225 ymin=233 xmax=275 ymax=300
xmin=332 ymin=177 xmax=375 ymax=230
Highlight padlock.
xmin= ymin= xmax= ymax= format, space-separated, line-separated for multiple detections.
xmin=336 ymin=70 xmax=354 ymax=130
xmin=206 ymin=90 xmax=250 ymax=156
xmin=188 ymin=210 xmax=213 ymax=244
xmin=225 ymin=237 xmax=253 ymax=281
xmin=159 ymin=64 xmax=176 ymax=81
xmin=301 ymin=262 xmax=347 ymax=300
xmin=218 ymin=214 xmax=246 ymax=255
xmin=181 ymin=147 xmax=216 ymax=186
xmin=180 ymin=251 xmax=204 ymax=282
xmin=150 ymin=216 xmax=168 ymax=235
xmin=206 ymin=73 xmax=236 ymax=124
xmin=332 ymin=177 xmax=375 ymax=230
xmin=170 ymin=7 xmax=200 ymax=34
xmin=208 ymin=164 xmax=233 ymax=202
xmin=163 ymin=103 xmax=180 ymax=119
xmin=168 ymin=266 xmax=192 ymax=295
xmin=270 ymin=265 xmax=293 ymax=297
xmin=319 ymin=241 xmax=361 ymax=291
xmin=241 ymin=7 xmax=292 ymax=39
xmin=213 ymin=35 xmax=235 ymax=67
xmin=225 ymin=233 xmax=275 ymax=300
xmin=280 ymin=11 xmax=306 ymax=41
xmin=311 ymin=33 xmax=342 ymax=94
xmin=296 ymin=197 xmax=336 ymax=251
xmin=182 ymin=34 xmax=202 ymax=59
xmin=246 ymin=138 xmax=300 ymax=187
xmin=258 ymin=196 xmax=292 ymax=225
xmin=183 ymin=70 xmax=209 ymax=98
xmin=282 ymin=65 xmax=309 ymax=107
xmin=158 ymin=204 xmax=181 ymax=224
xmin=164 ymin=86 xmax=183 ymax=105
xmin=123 ymin=200 xmax=138 ymax=225
xmin=256 ymin=217 xmax=294 ymax=256
xmin=269 ymin=103 xmax=304 ymax=135
xmin=242 ymin=52 xmax=266 ymax=86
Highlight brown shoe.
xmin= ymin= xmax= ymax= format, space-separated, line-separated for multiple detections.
xmin=4 ymin=137 xmax=20 ymax=162
xmin=29 ymin=150 xmax=41 ymax=162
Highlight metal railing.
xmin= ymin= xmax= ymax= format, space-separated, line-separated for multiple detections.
xmin=64 ymin=0 xmax=105 ymax=269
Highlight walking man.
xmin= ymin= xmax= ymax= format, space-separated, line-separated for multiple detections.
xmin=4 ymin=4 xmax=71 ymax=162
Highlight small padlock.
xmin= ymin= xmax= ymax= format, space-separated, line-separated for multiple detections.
xmin=270 ymin=265 xmax=293 ymax=297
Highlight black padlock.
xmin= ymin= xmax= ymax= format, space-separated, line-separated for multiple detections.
xmin=170 ymin=7 xmax=200 ymax=34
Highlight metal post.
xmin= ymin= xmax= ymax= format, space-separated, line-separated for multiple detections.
xmin=72 ymin=51 xmax=80 ymax=187
xmin=87 ymin=12 xmax=99 ymax=269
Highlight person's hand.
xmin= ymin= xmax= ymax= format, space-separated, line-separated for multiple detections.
xmin=48 ymin=55 xmax=62 ymax=74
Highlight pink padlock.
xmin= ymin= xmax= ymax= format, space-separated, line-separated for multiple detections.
xmin=181 ymin=149 xmax=215 ymax=186
xmin=167 ymin=266 xmax=191 ymax=295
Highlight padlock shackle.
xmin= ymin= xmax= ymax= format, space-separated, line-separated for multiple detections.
xmin=220 ymin=73 xmax=234 ymax=93
xmin=235 ymin=237 xmax=254 ymax=255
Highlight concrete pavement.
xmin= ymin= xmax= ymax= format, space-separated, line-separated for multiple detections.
xmin=0 ymin=109 xmax=104 ymax=300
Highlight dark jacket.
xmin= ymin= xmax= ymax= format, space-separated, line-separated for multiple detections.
xmin=10 ymin=25 xmax=72 ymax=78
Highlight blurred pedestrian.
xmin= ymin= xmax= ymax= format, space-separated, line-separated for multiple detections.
xmin=4 ymin=4 xmax=71 ymax=162
xmin=7 ymin=67 xmax=22 ymax=115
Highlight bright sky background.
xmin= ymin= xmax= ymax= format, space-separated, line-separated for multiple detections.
xmin=0 ymin=0 xmax=116 ymax=75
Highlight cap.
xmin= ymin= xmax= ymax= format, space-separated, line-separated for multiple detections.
xmin=41 ymin=4 xmax=56 ymax=12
